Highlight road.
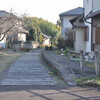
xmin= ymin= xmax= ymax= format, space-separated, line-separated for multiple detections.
xmin=0 ymin=50 xmax=100 ymax=100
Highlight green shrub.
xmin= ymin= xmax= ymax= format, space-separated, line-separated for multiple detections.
xmin=64 ymin=48 xmax=70 ymax=56
xmin=49 ymin=46 xmax=53 ymax=51
xmin=56 ymin=36 xmax=64 ymax=49
xmin=45 ymin=46 xmax=53 ymax=51
xmin=56 ymin=37 xmax=74 ymax=50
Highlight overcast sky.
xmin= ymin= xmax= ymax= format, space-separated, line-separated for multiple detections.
xmin=0 ymin=0 xmax=83 ymax=23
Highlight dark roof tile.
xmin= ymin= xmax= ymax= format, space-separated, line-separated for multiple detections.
xmin=59 ymin=7 xmax=83 ymax=17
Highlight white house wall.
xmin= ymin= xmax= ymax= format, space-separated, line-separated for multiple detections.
xmin=18 ymin=33 xmax=26 ymax=42
xmin=62 ymin=16 xmax=77 ymax=38
xmin=83 ymin=0 xmax=92 ymax=52
xmin=74 ymin=28 xmax=86 ymax=52
xmin=83 ymin=0 xmax=92 ymax=17
xmin=85 ymin=19 xmax=92 ymax=52
xmin=93 ymin=0 xmax=100 ymax=12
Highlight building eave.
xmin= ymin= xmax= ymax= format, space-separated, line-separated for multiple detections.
xmin=85 ymin=10 xmax=100 ymax=19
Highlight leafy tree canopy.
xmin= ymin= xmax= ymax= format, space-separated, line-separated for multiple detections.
xmin=24 ymin=17 xmax=61 ymax=45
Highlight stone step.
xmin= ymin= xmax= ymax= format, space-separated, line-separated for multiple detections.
xmin=3 ymin=77 xmax=54 ymax=80
xmin=9 ymin=70 xmax=46 ymax=73
xmin=5 ymin=75 xmax=51 ymax=78
xmin=6 ymin=73 xmax=50 ymax=76
xmin=1 ymin=82 xmax=56 ymax=85
xmin=9 ymin=68 xmax=45 ymax=70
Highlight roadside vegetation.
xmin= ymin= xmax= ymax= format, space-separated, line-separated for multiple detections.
xmin=75 ymin=77 xmax=100 ymax=87
xmin=0 ymin=52 xmax=23 ymax=73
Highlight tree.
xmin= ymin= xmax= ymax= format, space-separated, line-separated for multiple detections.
xmin=56 ymin=19 xmax=61 ymax=26
xmin=39 ymin=32 xmax=43 ymax=44
xmin=24 ymin=17 xmax=61 ymax=45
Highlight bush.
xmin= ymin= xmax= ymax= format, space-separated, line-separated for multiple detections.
xmin=64 ymin=48 xmax=70 ymax=56
xmin=63 ymin=39 xmax=73 ymax=49
xmin=56 ymin=36 xmax=64 ymax=49
xmin=56 ymin=33 xmax=74 ymax=50
xmin=45 ymin=46 xmax=53 ymax=51
xmin=49 ymin=46 xmax=53 ymax=51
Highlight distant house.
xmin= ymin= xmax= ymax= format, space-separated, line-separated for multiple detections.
xmin=0 ymin=10 xmax=28 ymax=48
xmin=8 ymin=21 xmax=29 ymax=42
xmin=42 ymin=34 xmax=51 ymax=46
xmin=0 ymin=11 xmax=10 ymax=48
xmin=59 ymin=7 xmax=83 ymax=39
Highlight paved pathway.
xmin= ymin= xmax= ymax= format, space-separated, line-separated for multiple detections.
xmin=0 ymin=86 xmax=100 ymax=100
xmin=0 ymin=52 xmax=57 ymax=85
xmin=0 ymin=50 xmax=100 ymax=100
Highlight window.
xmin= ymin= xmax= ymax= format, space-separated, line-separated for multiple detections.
xmin=73 ymin=31 xmax=76 ymax=42
xmin=95 ymin=27 xmax=100 ymax=44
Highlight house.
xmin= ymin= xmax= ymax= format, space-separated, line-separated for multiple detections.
xmin=59 ymin=7 xmax=83 ymax=39
xmin=84 ymin=0 xmax=100 ymax=51
xmin=69 ymin=0 xmax=93 ymax=52
xmin=0 ymin=10 xmax=28 ymax=49
xmin=8 ymin=21 xmax=29 ymax=43
xmin=0 ymin=11 xmax=10 ymax=48
xmin=42 ymin=34 xmax=51 ymax=46
xmin=70 ymin=15 xmax=88 ymax=52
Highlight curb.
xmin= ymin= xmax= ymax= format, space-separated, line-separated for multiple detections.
xmin=42 ymin=51 xmax=77 ymax=86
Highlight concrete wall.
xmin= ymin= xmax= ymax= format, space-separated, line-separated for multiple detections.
xmin=74 ymin=28 xmax=86 ymax=52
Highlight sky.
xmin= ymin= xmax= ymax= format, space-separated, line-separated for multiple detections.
xmin=0 ymin=0 xmax=83 ymax=23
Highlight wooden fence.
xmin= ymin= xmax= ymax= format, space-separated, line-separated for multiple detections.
xmin=68 ymin=50 xmax=100 ymax=77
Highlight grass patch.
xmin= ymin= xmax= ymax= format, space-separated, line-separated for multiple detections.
xmin=55 ymin=49 xmax=63 ymax=55
xmin=0 ymin=52 xmax=24 ymax=73
xmin=83 ymin=61 xmax=95 ymax=69
xmin=75 ymin=77 xmax=100 ymax=85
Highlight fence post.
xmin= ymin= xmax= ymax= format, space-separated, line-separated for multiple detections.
xmin=68 ymin=50 xmax=71 ymax=67
xmin=80 ymin=50 xmax=83 ymax=74
xmin=95 ymin=51 xmax=99 ymax=77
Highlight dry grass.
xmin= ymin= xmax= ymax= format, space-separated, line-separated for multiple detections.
xmin=0 ymin=51 xmax=23 ymax=73
xmin=83 ymin=61 xmax=95 ymax=69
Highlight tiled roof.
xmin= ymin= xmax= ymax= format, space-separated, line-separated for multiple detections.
xmin=0 ymin=10 xmax=10 ymax=17
xmin=59 ymin=7 xmax=83 ymax=17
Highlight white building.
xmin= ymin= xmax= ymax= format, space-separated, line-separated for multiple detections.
xmin=84 ymin=0 xmax=100 ymax=51
xmin=83 ymin=0 xmax=92 ymax=52
xmin=59 ymin=7 xmax=83 ymax=39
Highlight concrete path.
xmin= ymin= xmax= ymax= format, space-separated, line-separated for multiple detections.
xmin=0 ymin=49 xmax=100 ymax=100
xmin=0 ymin=86 xmax=100 ymax=100
xmin=0 ymin=52 xmax=57 ymax=85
